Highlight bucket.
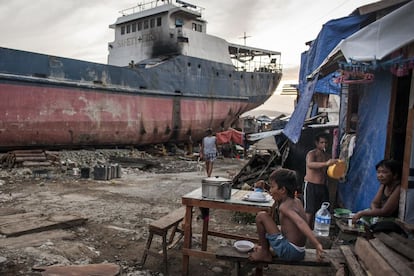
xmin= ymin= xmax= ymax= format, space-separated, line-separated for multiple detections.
xmin=327 ymin=160 xmax=346 ymax=179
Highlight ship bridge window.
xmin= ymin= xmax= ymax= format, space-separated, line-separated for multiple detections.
xmin=144 ymin=19 xmax=149 ymax=29
xmin=157 ymin=17 xmax=162 ymax=26
xmin=132 ymin=23 xmax=136 ymax=32
xmin=126 ymin=24 xmax=131 ymax=33
xmin=138 ymin=21 xmax=142 ymax=31
xmin=121 ymin=26 xmax=125 ymax=35
xmin=150 ymin=18 xmax=155 ymax=28
xmin=175 ymin=18 xmax=184 ymax=27
xmin=192 ymin=23 xmax=202 ymax=32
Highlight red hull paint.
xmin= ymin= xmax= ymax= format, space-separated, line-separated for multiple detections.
xmin=0 ymin=83 xmax=253 ymax=149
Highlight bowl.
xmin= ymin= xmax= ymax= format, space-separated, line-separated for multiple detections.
xmin=234 ymin=240 xmax=254 ymax=253
xmin=334 ymin=208 xmax=352 ymax=217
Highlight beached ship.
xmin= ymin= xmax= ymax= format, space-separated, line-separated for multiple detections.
xmin=0 ymin=0 xmax=282 ymax=150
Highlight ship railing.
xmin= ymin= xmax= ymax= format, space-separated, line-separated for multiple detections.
xmin=232 ymin=59 xmax=282 ymax=74
xmin=120 ymin=0 xmax=202 ymax=16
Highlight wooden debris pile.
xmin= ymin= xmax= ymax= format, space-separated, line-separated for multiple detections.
xmin=232 ymin=151 xmax=281 ymax=189
xmin=340 ymin=234 xmax=414 ymax=276
xmin=0 ymin=149 xmax=59 ymax=169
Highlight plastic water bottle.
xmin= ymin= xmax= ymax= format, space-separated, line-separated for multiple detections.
xmin=314 ymin=202 xmax=331 ymax=237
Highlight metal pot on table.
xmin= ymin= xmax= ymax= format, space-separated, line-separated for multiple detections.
xmin=201 ymin=176 xmax=232 ymax=200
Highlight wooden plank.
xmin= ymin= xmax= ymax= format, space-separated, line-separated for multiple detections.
xmin=339 ymin=245 xmax=366 ymax=276
xmin=207 ymin=230 xmax=258 ymax=243
xmin=354 ymin=237 xmax=398 ymax=276
xmin=182 ymin=248 xmax=217 ymax=259
xmin=0 ymin=207 xmax=25 ymax=216
xmin=33 ymin=263 xmax=120 ymax=276
xmin=0 ymin=212 xmax=40 ymax=225
xmin=395 ymin=218 xmax=414 ymax=233
xmin=0 ymin=230 xmax=74 ymax=249
xmin=369 ymin=238 xmax=414 ymax=276
xmin=376 ymin=232 xmax=414 ymax=261
xmin=215 ymin=246 xmax=331 ymax=266
xmin=0 ymin=213 xmax=87 ymax=237
xmin=389 ymin=232 xmax=414 ymax=248
xmin=149 ymin=206 xmax=185 ymax=230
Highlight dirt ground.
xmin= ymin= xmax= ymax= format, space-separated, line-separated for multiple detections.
xmin=0 ymin=149 xmax=337 ymax=275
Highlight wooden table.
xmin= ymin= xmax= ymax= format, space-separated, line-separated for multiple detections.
xmin=335 ymin=218 xmax=365 ymax=244
xmin=181 ymin=188 xmax=274 ymax=276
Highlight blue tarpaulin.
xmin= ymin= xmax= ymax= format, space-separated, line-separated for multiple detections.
xmin=282 ymin=76 xmax=318 ymax=144
xmin=299 ymin=14 xmax=369 ymax=95
xmin=338 ymin=70 xmax=392 ymax=211
xmin=284 ymin=14 xmax=369 ymax=144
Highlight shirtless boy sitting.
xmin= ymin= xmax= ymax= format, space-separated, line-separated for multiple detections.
xmin=249 ymin=168 xmax=324 ymax=262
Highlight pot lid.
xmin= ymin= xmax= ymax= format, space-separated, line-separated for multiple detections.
xmin=202 ymin=176 xmax=231 ymax=183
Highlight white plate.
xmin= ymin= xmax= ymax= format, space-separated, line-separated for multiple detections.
xmin=243 ymin=194 xmax=270 ymax=203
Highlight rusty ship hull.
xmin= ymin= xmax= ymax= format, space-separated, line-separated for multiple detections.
xmin=0 ymin=1 xmax=282 ymax=150
xmin=0 ymin=47 xmax=280 ymax=150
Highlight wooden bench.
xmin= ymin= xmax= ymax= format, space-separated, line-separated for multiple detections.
xmin=216 ymin=246 xmax=338 ymax=276
xmin=138 ymin=206 xmax=185 ymax=275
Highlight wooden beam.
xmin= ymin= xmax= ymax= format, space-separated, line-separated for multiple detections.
xmin=369 ymin=238 xmax=414 ymax=276
xmin=339 ymin=245 xmax=365 ymax=276
xmin=0 ymin=213 xmax=87 ymax=237
xmin=376 ymin=232 xmax=414 ymax=261
xmin=354 ymin=237 xmax=398 ymax=276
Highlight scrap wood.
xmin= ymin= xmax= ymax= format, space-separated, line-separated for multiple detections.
xmin=1 ymin=149 xmax=59 ymax=168
xmin=0 ymin=230 xmax=75 ymax=250
xmin=0 ymin=213 xmax=87 ymax=237
xmin=0 ymin=207 xmax=26 ymax=216
xmin=369 ymin=237 xmax=414 ymax=276
xmin=375 ymin=232 xmax=414 ymax=261
xmin=33 ymin=263 xmax=121 ymax=276
xmin=354 ymin=237 xmax=398 ymax=276
xmin=339 ymin=245 xmax=365 ymax=276
xmin=22 ymin=161 xmax=52 ymax=167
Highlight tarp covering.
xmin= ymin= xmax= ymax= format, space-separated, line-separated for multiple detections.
xmin=216 ymin=128 xmax=244 ymax=145
xmin=337 ymin=70 xmax=393 ymax=211
xmin=311 ymin=0 xmax=414 ymax=77
xmin=338 ymin=0 xmax=414 ymax=62
xmin=298 ymin=14 xmax=369 ymax=96
xmin=283 ymin=77 xmax=318 ymax=144
xmin=285 ymin=14 xmax=368 ymax=144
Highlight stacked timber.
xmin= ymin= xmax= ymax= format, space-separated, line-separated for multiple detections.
xmin=0 ymin=150 xmax=59 ymax=168
xmin=340 ymin=235 xmax=414 ymax=276
xmin=232 ymin=151 xmax=280 ymax=189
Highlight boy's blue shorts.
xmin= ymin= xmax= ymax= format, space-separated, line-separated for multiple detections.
xmin=266 ymin=233 xmax=305 ymax=261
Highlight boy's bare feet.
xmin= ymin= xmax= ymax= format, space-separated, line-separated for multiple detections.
xmin=248 ymin=246 xmax=273 ymax=262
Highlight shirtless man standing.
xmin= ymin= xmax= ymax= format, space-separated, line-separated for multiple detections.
xmin=304 ymin=132 xmax=338 ymax=228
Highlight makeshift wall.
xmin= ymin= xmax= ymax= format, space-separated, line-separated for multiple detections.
xmin=337 ymin=70 xmax=393 ymax=211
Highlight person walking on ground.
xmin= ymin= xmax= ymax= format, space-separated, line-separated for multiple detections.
xmin=304 ymin=132 xmax=338 ymax=228
xmin=249 ymin=168 xmax=324 ymax=262
xmin=200 ymin=128 xmax=218 ymax=177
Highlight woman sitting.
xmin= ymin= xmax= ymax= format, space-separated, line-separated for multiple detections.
xmin=352 ymin=159 xmax=401 ymax=225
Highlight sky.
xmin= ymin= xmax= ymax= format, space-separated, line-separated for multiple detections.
xmin=0 ymin=0 xmax=377 ymax=114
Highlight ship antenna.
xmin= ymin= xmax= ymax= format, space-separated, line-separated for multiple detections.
xmin=239 ymin=32 xmax=251 ymax=46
